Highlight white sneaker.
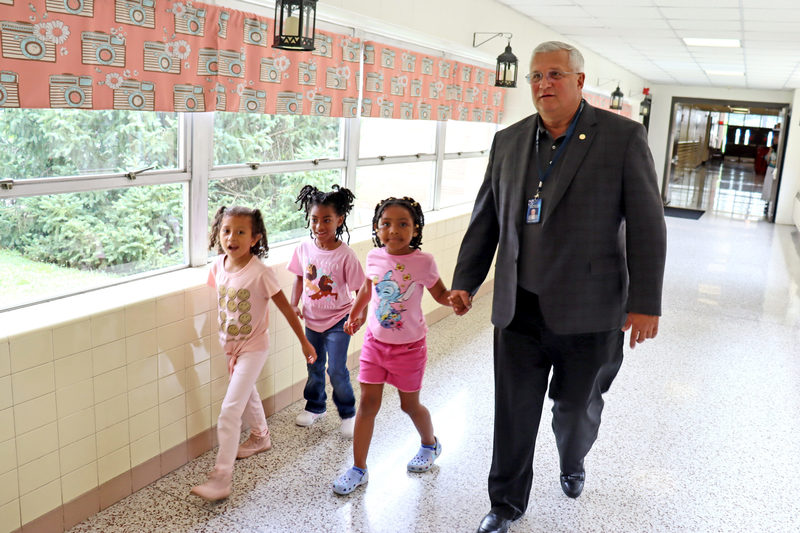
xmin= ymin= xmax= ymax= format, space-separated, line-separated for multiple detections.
xmin=340 ymin=416 xmax=355 ymax=438
xmin=296 ymin=410 xmax=325 ymax=427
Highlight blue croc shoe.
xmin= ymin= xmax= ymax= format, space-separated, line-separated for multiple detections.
xmin=407 ymin=437 xmax=442 ymax=472
xmin=332 ymin=466 xmax=368 ymax=495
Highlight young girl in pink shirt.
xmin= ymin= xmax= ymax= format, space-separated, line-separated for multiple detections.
xmin=332 ymin=196 xmax=452 ymax=495
xmin=191 ymin=206 xmax=317 ymax=501
xmin=288 ymin=185 xmax=366 ymax=437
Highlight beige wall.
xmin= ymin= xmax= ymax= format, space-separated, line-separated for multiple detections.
xmin=0 ymin=211 xmax=477 ymax=532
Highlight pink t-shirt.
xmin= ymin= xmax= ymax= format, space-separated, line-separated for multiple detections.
xmin=208 ymin=254 xmax=281 ymax=357
xmin=287 ymin=238 xmax=366 ymax=332
xmin=365 ymin=247 xmax=440 ymax=344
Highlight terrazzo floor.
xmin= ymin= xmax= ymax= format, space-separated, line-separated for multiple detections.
xmin=665 ymin=159 xmax=767 ymax=220
xmin=68 ymin=214 xmax=800 ymax=533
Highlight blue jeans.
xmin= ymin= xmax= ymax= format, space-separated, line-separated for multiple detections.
xmin=303 ymin=316 xmax=356 ymax=419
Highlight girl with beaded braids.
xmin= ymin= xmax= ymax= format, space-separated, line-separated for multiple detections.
xmin=332 ymin=196 xmax=453 ymax=495
xmin=287 ymin=185 xmax=366 ymax=437
xmin=191 ymin=206 xmax=317 ymax=501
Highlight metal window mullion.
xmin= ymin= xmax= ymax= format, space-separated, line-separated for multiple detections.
xmin=433 ymin=120 xmax=446 ymax=210
xmin=208 ymin=159 xmax=348 ymax=181
xmin=188 ymin=112 xmax=213 ymax=267
xmin=355 ymin=154 xmax=437 ymax=167
xmin=344 ymin=116 xmax=360 ymax=190
xmin=0 ymin=172 xmax=189 ymax=199
xmin=442 ymin=149 xmax=489 ymax=160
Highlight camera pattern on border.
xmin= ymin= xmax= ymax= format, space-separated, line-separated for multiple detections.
xmin=0 ymin=0 xmax=505 ymax=123
xmin=361 ymin=41 xmax=505 ymax=123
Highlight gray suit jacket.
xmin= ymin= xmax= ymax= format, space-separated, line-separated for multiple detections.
xmin=452 ymin=103 xmax=667 ymax=334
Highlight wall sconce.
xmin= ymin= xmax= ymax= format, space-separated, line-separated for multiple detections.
xmin=596 ymin=78 xmax=624 ymax=110
xmin=473 ymin=32 xmax=518 ymax=88
xmin=273 ymin=0 xmax=317 ymax=51
xmin=639 ymin=88 xmax=651 ymax=117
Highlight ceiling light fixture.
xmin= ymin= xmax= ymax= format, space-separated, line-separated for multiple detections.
xmin=683 ymin=38 xmax=740 ymax=48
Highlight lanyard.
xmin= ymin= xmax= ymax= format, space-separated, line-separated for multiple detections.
xmin=533 ymin=101 xmax=584 ymax=199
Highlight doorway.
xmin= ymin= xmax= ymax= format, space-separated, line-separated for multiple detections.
xmin=661 ymin=98 xmax=789 ymax=221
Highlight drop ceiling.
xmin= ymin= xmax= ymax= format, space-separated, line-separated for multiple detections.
xmin=495 ymin=0 xmax=800 ymax=90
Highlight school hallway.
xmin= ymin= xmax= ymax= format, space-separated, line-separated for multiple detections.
xmin=66 ymin=214 xmax=800 ymax=533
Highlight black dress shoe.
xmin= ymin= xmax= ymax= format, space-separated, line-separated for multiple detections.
xmin=476 ymin=511 xmax=512 ymax=533
xmin=560 ymin=471 xmax=585 ymax=498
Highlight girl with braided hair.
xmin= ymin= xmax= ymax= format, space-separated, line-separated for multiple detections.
xmin=332 ymin=196 xmax=453 ymax=495
xmin=288 ymin=185 xmax=366 ymax=437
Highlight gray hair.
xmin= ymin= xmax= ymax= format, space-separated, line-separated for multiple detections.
xmin=531 ymin=41 xmax=585 ymax=73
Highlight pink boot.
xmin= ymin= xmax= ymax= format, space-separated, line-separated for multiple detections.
xmin=190 ymin=467 xmax=232 ymax=501
xmin=236 ymin=430 xmax=272 ymax=459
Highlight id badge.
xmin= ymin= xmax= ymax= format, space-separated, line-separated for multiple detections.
xmin=526 ymin=198 xmax=542 ymax=224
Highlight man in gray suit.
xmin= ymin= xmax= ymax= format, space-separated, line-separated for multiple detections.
xmin=450 ymin=41 xmax=667 ymax=533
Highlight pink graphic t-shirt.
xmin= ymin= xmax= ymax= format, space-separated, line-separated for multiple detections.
xmin=208 ymin=255 xmax=281 ymax=357
xmin=287 ymin=238 xmax=366 ymax=332
xmin=365 ymin=247 xmax=440 ymax=344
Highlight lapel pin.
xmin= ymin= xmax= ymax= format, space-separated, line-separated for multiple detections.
xmin=579 ymin=133 xmax=586 ymax=140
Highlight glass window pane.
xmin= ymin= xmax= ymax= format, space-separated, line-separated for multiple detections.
xmin=743 ymin=114 xmax=761 ymax=127
xmin=727 ymin=114 xmax=744 ymax=126
xmin=213 ymin=113 xmax=342 ymax=166
xmin=760 ymin=115 xmax=779 ymax=129
xmin=0 ymin=184 xmax=185 ymax=310
xmin=358 ymin=118 xmax=436 ymax=158
xmin=209 ymin=170 xmax=342 ymax=245
xmin=0 ymin=109 xmax=179 ymax=180
xmin=444 ymin=120 xmax=497 ymax=153
xmin=353 ymin=162 xmax=434 ymax=228
xmin=440 ymin=157 xmax=487 ymax=208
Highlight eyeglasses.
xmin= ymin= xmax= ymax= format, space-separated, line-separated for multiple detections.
xmin=525 ymin=70 xmax=578 ymax=84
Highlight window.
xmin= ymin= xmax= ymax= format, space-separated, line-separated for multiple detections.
xmin=0 ymin=184 xmax=185 ymax=309
xmin=444 ymin=120 xmax=495 ymax=153
xmin=213 ymin=113 xmax=343 ymax=166
xmin=359 ymin=118 xmax=436 ymax=158
xmin=0 ymin=108 xmax=180 ymax=180
xmin=0 ymin=108 xmax=185 ymax=311
xmin=2 ymin=96 xmax=499 ymax=309
xmin=209 ymin=170 xmax=343 ymax=245
xmin=440 ymin=157 xmax=488 ymax=208
xmin=353 ymin=162 xmax=434 ymax=227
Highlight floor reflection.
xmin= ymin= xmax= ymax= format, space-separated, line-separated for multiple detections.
xmin=666 ymin=158 xmax=767 ymax=220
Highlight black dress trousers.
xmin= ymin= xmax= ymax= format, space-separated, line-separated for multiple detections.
xmin=488 ymin=287 xmax=624 ymax=519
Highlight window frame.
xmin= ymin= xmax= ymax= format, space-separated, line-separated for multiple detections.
xmin=1 ymin=107 xmax=497 ymax=310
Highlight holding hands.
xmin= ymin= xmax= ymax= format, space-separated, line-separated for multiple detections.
xmin=449 ymin=290 xmax=473 ymax=316
xmin=343 ymin=315 xmax=363 ymax=336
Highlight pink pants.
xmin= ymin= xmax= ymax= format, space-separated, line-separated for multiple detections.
xmin=215 ymin=349 xmax=269 ymax=472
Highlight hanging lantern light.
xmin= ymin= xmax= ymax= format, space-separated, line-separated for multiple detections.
xmin=473 ymin=33 xmax=518 ymax=88
xmin=610 ymin=84 xmax=624 ymax=110
xmin=495 ymin=43 xmax=518 ymax=88
xmin=639 ymin=87 xmax=651 ymax=116
xmin=640 ymin=95 xmax=652 ymax=117
xmin=273 ymin=0 xmax=317 ymax=51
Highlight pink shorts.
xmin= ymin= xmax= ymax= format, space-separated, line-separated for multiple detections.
xmin=358 ymin=329 xmax=428 ymax=392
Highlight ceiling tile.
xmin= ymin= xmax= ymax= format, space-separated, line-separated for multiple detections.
xmin=494 ymin=0 xmax=800 ymax=89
